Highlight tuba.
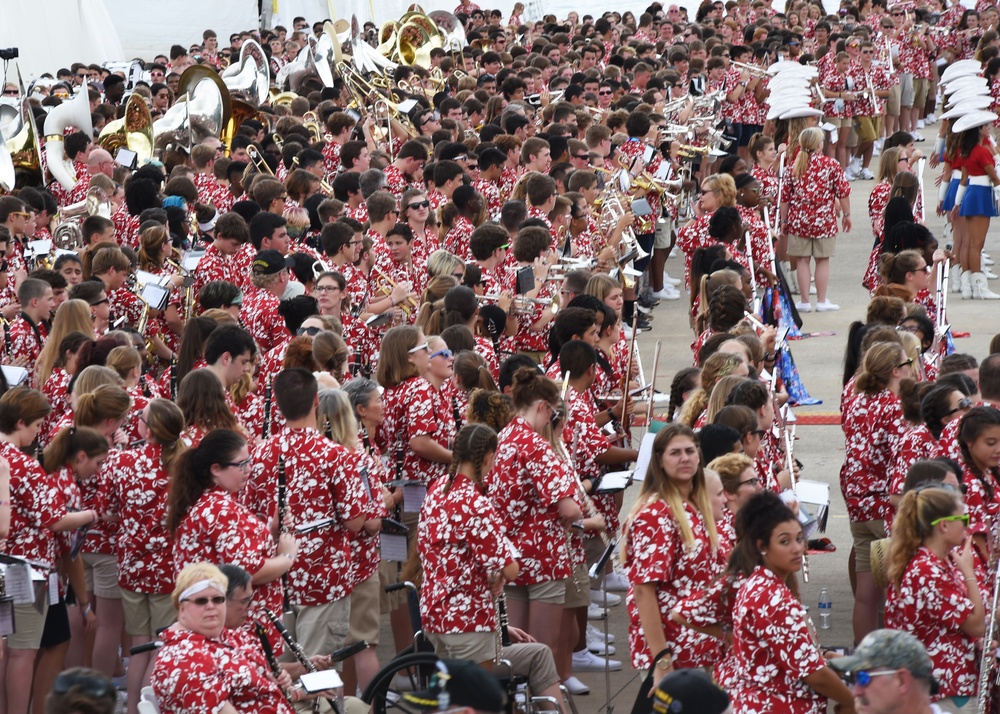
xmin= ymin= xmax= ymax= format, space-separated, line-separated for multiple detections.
xmin=153 ymin=66 xmax=229 ymax=155
xmin=222 ymin=40 xmax=271 ymax=106
xmin=54 ymin=186 xmax=111 ymax=250
xmin=98 ymin=93 xmax=154 ymax=165
xmin=43 ymin=87 xmax=94 ymax=191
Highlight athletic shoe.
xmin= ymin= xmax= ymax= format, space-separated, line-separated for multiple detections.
xmin=622 ymin=325 xmax=634 ymax=340
xmin=652 ymin=288 xmax=681 ymax=301
xmin=859 ymin=168 xmax=875 ymax=180
xmin=816 ymin=300 xmax=840 ymax=312
xmin=636 ymin=314 xmax=653 ymax=332
xmin=636 ymin=292 xmax=660 ymax=309
xmin=795 ymin=301 xmax=812 ymax=313
xmin=587 ymin=623 xmax=616 ymax=643
xmin=845 ymin=166 xmax=858 ymax=181
xmin=563 ymin=676 xmax=590 ymax=695
xmin=926 ymin=113 xmax=937 ymax=124
xmin=912 ymin=133 xmax=926 ymax=142
xmin=587 ymin=603 xmax=607 ymax=620
xmin=809 ymin=284 xmax=817 ymax=295
xmin=917 ymin=119 xmax=925 ymax=129
xmin=604 ymin=569 xmax=629 ymax=592
xmin=589 ymin=589 xmax=622 ymax=606
xmin=663 ymin=272 xmax=682 ymax=285
xmin=587 ymin=636 xmax=616 ymax=656
xmin=572 ymin=649 xmax=623 ymax=672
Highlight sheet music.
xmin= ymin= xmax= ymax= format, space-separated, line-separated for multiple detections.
xmin=380 ymin=533 xmax=408 ymax=562
xmin=402 ymin=483 xmax=427 ymax=513
xmin=4 ymin=564 xmax=32 ymax=605
xmin=631 ymin=431 xmax=657 ymax=482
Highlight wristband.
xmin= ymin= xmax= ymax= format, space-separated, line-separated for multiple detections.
xmin=937 ymin=177 xmax=949 ymax=204
xmin=933 ymin=135 xmax=945 ymax=158
xmin=955 ymin=184 xmax=967 ymax=208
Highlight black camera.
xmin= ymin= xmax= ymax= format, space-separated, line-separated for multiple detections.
xmin=0 ymin=48 xmax=18 ymax=61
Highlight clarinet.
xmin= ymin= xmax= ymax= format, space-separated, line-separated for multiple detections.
xmin=253 ymin=621 xmax=293 ymax=703
xmin=277 ymin=456 xmax=292 ymax=614
xmin=264 ymin=610 xmax=336 ymax=714
xmin=169 ymin=355 xmax=178 ymax=401
xmin=451 ymin=395 xmax=463 ymax=430
xmin=262 ymin=377 xmax=273 ymax=439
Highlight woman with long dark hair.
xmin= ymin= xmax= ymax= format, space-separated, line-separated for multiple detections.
xmin=955 ymin=407 xmax=1000 ymax=570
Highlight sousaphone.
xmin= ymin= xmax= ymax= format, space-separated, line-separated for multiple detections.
xmin=98 ymin=93 xmax=154 ymax=165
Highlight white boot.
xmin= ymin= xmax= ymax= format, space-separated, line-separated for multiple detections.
xmin=972 ymin=272 xmax=1000 ymax=299
xmin=950 ymin=265 xmax=962 ymax=293
xmin=961 ymin=270 xmax=973 ymax=299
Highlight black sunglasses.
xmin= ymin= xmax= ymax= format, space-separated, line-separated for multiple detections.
xmin=297 ymin=325 xmax=322 ymax=336
xmin=946 ymin=398 xmax=974 ymax=416
xmin=407 ymin=200 xmax=430 ymax=210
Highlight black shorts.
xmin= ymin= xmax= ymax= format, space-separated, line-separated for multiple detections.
xmin=40 ymin=598 xmax=71 ymax=649
xmin=740 ymin=124 xmax=764 ymax=148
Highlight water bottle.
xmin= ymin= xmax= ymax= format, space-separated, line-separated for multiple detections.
xmin=818 ymin=588 xmax=832 ymax=630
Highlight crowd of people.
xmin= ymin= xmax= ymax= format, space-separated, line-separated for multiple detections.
xmin=2 ymin=0 xmax=1000 ymax=713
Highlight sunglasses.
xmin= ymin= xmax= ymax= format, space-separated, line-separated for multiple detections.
xmin=10 ymin=211 xmax=30 ymax=219
xmin=297 ymin=325 xmax=322 ymax=336
xmin=897 ymin=358 xmax=914 ymax=368
xmin=92 ymin=298 xmax=110 ymax=306
xmin=407 ymin=200 xmax=430 ymax=210
xmin=573 ymin=154 xmax=589 ymax=160
xmin=932 ymin=513 xmax=971 ymax=527
xmin=598 ymin=90 xmax=613 ymax=95
xmin=409 ymin=342 xmax=430 ymax=353
xmin=700 ymin=188 xmax=716 ymax=195
xmin=183 ymin=595 xmax=227 ymax=606
xmin=946 ymin=398 xmax=974 ymax=416
xmin=430 ymin=348 xmax=453 ymax=359
xmin=840 ymin=669 xmax=899 ymax=687
xmin=2 ymin=90 xmax=17 ymax=96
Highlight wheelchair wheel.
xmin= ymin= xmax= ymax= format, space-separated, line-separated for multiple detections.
xmin=361 ymin=651 xmax=441 ymax=714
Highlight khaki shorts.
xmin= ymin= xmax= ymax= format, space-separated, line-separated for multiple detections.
xmin=82 ymin=552 xmax=121 ymax=600
xmin=654 ymin=217 xmax=674 ymax=250
xmin=787 ymin=235 xmax=836 ymax=258
xmin=887 ymin=84 xmax=901 ymax=116
xmin=291 ymin=597 xmax=350 ymax=659
xmin=830 ymin=116 xmax=853 ymax=129
xmin=850 ymin=519 xmax=887 ymax=573
xmin=505 ymin=578 xmax=567 ymax=605
xmin=347 ymin=571 xmax=380 ymax=646
xmin=121 ymin=590 xmax=175 ymax=637
xmin=899 ymin=73 xmax=914 ymax=107
xmin=426 ymin=631 xmax=496 ymax=664
xmin=856 ymin=116 xmax=877 ymax=144
xmin=564 ymin=563 xmax=592 ymax=609
xmin=9 ymin=601 xmax=49 ymax=650
xmin=912 ymin=77 xmax=928 ymax=109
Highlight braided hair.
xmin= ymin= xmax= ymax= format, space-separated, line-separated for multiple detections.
xmin=445 ymin=423 xmax=498 ymax=495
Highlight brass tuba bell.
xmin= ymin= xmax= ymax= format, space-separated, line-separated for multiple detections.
xmin=43 ymin=88 xmax=94 ymax=191
xmin=98 ymin=93 xmax=154 ymax=166
xmin=222 ymin=40 xmax=271 ymax=106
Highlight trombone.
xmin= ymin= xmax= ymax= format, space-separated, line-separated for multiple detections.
xmin=246 ymin=145 xmax=275 ymax=176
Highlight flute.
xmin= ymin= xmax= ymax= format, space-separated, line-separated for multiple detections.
xmin=277 ymin=456 xmax=292 ymax=614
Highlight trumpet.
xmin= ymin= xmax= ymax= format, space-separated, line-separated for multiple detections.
xmin=478 ymin=293 xmax=555 ymax=315
xmin=730 ymin=60 xmax=770 ymax=77
xmin=525 ymin=89 xmax=565 ymax=106
xmin=371 ymin=264 xmax=417 ymax=316
xmin=678 ymin=143 xmax=711 ymax=158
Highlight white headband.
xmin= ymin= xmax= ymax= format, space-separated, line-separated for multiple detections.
xmin=179 ymin=579 xmax=226 ymax=602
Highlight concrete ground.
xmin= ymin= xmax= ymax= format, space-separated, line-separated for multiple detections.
xmin=372 ymin=125 xmax=997 ymax=711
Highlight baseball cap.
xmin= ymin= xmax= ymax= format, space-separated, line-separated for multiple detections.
xmin=251 ymin=249 xmax=294 ymax=275
xmin=652 ymin=669 xmax=730 ymax=714
xmin=829 ymin=629 xmax=933 ymax=681
xmin=401 ymin=659 xmax=506 ymax=712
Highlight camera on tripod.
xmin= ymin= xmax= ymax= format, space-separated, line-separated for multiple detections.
xmin=0 ymin=48 xmax=18 ymax=61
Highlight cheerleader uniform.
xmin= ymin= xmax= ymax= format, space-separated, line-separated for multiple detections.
xmin=959 ymin=142 xmax=998 ymax=218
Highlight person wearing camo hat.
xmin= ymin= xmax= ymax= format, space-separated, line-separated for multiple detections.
xmin=830 ymin=628 xmax=946 ymax=714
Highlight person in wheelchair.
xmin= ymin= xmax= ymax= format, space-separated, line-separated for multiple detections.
xmin=402 ymin=658 xmax=507 ymax=713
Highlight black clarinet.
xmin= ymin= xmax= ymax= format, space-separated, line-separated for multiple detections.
xmin=452 ymin=395 xmax=463 ymax=430
xmin=262 ymin=377 xmax=274 ymax=439
xmin=360 ymin=425 xmax=373 ymax=457
xmin=253 ymin=621 xmax=293 ymax=703
xmin=277 ymin=456 xmax=292 ymax=614
xmin=169 ymin=355 xmax=178 ymax=401
xmin=264 ymin=610 xmax=336 ymax=714
xmin=497 ymin=592 xmax=512 ymax=647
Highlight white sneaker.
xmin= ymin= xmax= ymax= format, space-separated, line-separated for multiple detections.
xmin=926 ymin=113 xmax=937 ymax=124
xmin=563 ymin=676 xmax=590 ymax=695
xmin=795 ymin=301 xmax=812 ymax=313
xmin=845 ymin=166 xmax=859 ymax=181
xmin=849 ymin=156 xmax=861 ymax=172
xmin=816 ymin=300 xmax=840 ymax=312
xmin=587 ymin=635 xmax=616 ymax=655
xmin=651 ymin=288 xmax=680 ymax=301
xmin=587 ymin=603 xmax=607 ymax=620
xmin=604 ymin=570 xmax=629 ymax=592
xmin=663 ymin=272 xmax=682 ymax=285
xmin=859 ymin=167 xmax=875 ymax=180
xmin=587 ymin=623 xmax=616 ymax=643
xmin=572 ymin=649 xmax=623 ymax=672
xmin=917 ymin=119 xmax=925 ymax=129
xmin=590 ymin=589 xmax=622 ymax=606
xmin=622 ymin=326 xmax=634 ymax=340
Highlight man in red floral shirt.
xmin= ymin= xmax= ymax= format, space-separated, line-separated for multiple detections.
xmin=382 ymin=141 xmax=428 ymax=200
xmin=242 ymin=249 xmax=292 ymax=353
xmin=193 ymin=212 xmax=250 ymax=298
xmin=191 ymin=145 xmax=234 ymax=213
xmin=8 ymin=278 xmax=52 ymax=366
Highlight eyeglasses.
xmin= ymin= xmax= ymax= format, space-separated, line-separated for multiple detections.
xmin=408 ymin=342 xmax=430 ymax=353
xmin=946 ymin=398 xmax=974 ymax=416
xmin=931 ymin=513 xmax=971 ymax=527
xmin=315 ymin=285 xmax=340 ymax=293
xmin=53 ymin=671 xmax=116 ymax=699
xmin=221 ymin=456 xmax=252 ymax=471
xmin=738 ymin=476 xmax=761 ymax=487
xmin=183 ymin=595 xmax=227 ymax=606
xmin=76 ymin=73 xmax=88 ymax=79
xmin=841 ymin=669 xmax=899 ymax=687
xmin=10 ymin=211 xmax=30 ymax=219
xmin=430 ymin=348 xmax=453 ymax=359
xmin=297 ymin=326 xmax=322 ymax=336
xmin=897 ymin=358 xmax=914 ymax=368
xmin=407 ymin=200 xmax=430 ymax=210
